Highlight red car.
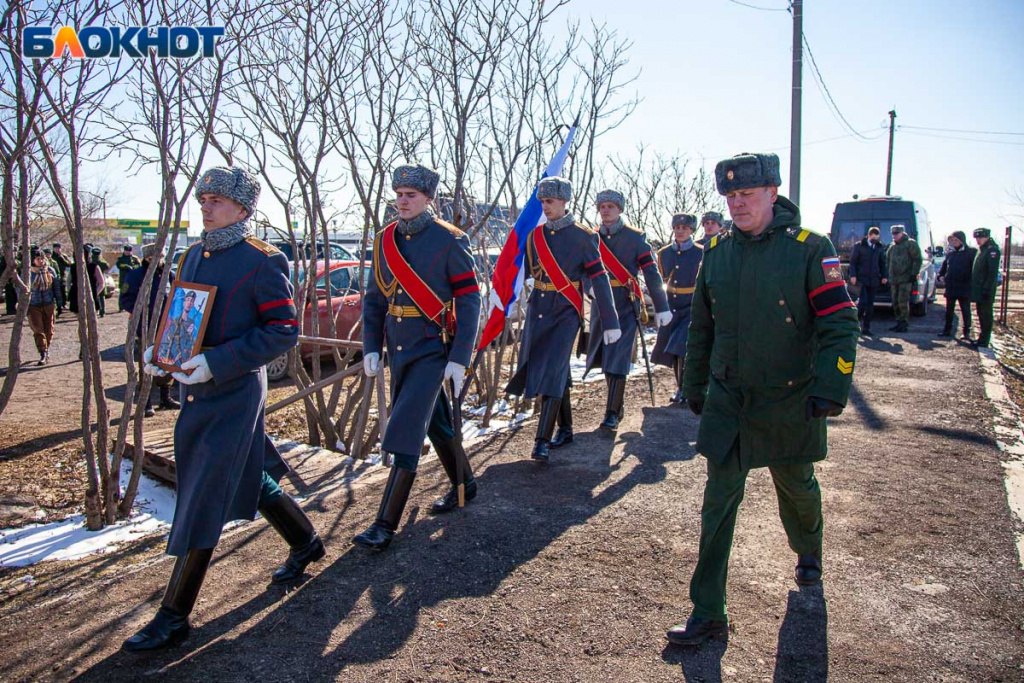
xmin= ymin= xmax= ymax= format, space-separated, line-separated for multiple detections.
xmin=266 ymin=260 xmax=369 ymax=380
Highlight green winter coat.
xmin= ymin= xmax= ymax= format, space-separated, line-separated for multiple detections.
xmin=971 ymin=240 xmax=1001 ymax=303
xmin=885 ymin=235 xmax=922 ymax=285
xmin=682 ymin=196 xmax=860 ymax=470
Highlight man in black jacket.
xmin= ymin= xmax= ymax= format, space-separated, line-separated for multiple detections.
xmin=848 ymin=227 xmax=887 ymax=336
xmin=937 ymin=231 xmax=974 ymax=339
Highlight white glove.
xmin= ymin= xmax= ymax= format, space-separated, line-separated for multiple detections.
xmin=172 ymin=354 xmax=212 ymax=385
xmin=655 ymin=311 xmax=673 ymax=328
xmin=603 ymin=329 xmax=622 ymax=345
xmin=444 ymin=361 xmax=466 ymax=398
xmin=363 ymin=352 xmax=380 ymax=377
xmin=142 ymin=345 xmax=167 ymax=378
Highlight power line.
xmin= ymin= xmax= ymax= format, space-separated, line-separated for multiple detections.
xmin=901 ymin=125 xmax=1024 ymax=137
xmin=801 ymin=31 xmax=872 ymax=141
xmin=899 ymin=129 xmax=1024 ymax=146
xmin=725 ymin=0 xmax=791 ymax=11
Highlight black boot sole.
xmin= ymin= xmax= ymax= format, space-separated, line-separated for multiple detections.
xmin=352 ymin=535 xmax=393 ymax=552
xmin=665 ymin=625 xmax=728 ymax=647
xmin=271 ymin=538 xmax=326 ymax=584
xmin=122 ymin=626 xmax=191 ymax=652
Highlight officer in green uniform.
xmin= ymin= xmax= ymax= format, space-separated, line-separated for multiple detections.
xmin=884 ymin=224 xmax=921 ymax=333
xmin=970 ymin=227 xmax=1001 ymax=348
xmin=666 ymin=153 xmax=859 ymax=646
xmin=115 ymin=245 xmax=141 ymax=311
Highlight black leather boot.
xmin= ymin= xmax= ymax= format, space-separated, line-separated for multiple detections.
xmin=549 ymin=385 xmax=573 ymax=449
xmin=122 ymin=548 xmax=213 ymax=652
xmin=670 ymin=357 xmax=685 ymax=404
xmin=144 ymin=395 xmax=155 ymax=418
xmin=430 ymin=437 xmax=477 ymax=514
xmin=599 ymin=375 xmax=626 ymax=434
xmin=666 ymin=616 xmax=729 ymax=646
xmin=531 ymin=396 xmax=561 ymax=462
xmin=795 ymin=554 xmax=823 ymax=586
xmin=258 ymin=493 xmax=326 ymax=583
xmin=353 ymin=466 xmax=416 ymax=551
xmin=160 ymin=385 xmax=181 ymax=409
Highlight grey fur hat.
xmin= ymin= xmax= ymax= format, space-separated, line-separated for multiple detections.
xmin=392 ymin=163 xmax=440 ymax=199
xmin=891 ymin=224 xmax=905 ymax=234
xmin=672 ymin=213 xmax=697 ymax=229
xmin=714 ymin=153 xmax=782 ymax=195
xmin=537 ymin=176 xmax=572 ymax=202
xmin=701 ymin=211 xmax=724 ymax=225
xmin=195 ymin=166 xmax=261 ymax=215
xmin=595 ymin=189 xmax=624 ymax=210
xmin=973 ymin=227 xmax=991 ymax=238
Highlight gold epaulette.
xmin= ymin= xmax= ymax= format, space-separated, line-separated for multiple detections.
xmin=573 ymin=222 xmax=596 ymax=235
xmin=434 ymin=219 xmax=466 ymax=238
xmin=244 ymin=236 xmax=281 ymax=256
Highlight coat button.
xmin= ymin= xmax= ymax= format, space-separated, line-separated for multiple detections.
xmin=397 ymin=288 xmax=403 ymax=294
xmin=187 ymin=395 xmax=195 ymax=402
xmin=397 ymin=345 xmax=403 ymax=351
xmin=786 ymin=316 xmax=792 ymax=323
xmin=787 ymin=380 xmax=793 ymax=386
xmin=779 ymin=300 xmax=785 ymax=306
xmin=203 ymin=251 xmax=210 ymax=258
xmin=538 ymin=314 xmax=543 ymax=319
xmin=405 ymin=235 xmax=411 ymax=240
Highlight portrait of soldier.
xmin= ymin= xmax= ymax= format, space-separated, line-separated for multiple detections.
xmin=158 ymin=289 xmax=203 ymax=367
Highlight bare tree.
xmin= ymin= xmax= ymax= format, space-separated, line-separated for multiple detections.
xmin=0 ymin=0 xmax=51 ymax=417
xmin=25 ymin=0 xmax=134 ymax=529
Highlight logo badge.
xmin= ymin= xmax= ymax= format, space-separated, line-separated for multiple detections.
xmin=821 ymin=256 xmax=843 ymax=283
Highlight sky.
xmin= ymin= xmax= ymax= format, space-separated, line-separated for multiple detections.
xmin=100 ymin=0 xmax=1024 ymax=245
xmin=568 ymin=0 xmax=1024 ymax=243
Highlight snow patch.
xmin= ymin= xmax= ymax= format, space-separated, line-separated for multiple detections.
xmin=0 ymin=461 xmax=176 ymax=568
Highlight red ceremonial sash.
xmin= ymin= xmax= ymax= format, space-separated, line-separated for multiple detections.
xmin=381 ymin=222 xmax=453 ymax=332
xmin=533 ymin=227 xmax=583 ymax=318
xmin=599 ymin=238 xmax=643 ymax=300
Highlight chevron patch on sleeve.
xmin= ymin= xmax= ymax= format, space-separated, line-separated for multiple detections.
xmin=837 ymin=356 xmax=854 ymax=375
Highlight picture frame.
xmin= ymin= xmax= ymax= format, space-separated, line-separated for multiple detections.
xmin=154 ymin=281 xmax=217 ymax=373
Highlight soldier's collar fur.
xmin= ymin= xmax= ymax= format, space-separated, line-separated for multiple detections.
xmin=545 ymin=213 xmax=575 ymax=232
xmin=397 ymin=208 xmax=435 ymax=235
xmin=675 ymin=238 xmax=695 ymax=252
xmin=600 ymin=219 xmax=624 ymax=236
xmin=202 ymin=218 xmax=253 ymax=252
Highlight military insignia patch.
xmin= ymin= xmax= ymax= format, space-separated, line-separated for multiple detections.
xmin=821 ymin=256 xmax=843 ymax=283
xmin=991 ymin=251 xmax=999 ymax=258
xmin=726 ymin=170 xmax=735 ymax=180
xmin=837 ymin=356 xmax=853 ymax=375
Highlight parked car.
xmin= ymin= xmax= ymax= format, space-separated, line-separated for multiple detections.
xmin=829 ymin=195 xmax=937 ymax=316
xmin=266 ymin=260 xmax=367 ymax=381
xmin=269 ymin=240 xmax=355 ymax=264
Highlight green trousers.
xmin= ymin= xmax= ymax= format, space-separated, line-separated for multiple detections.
xmin=975 ymin=298 xmax=995 ymax=344
xmin=689 ymin=458 xmax=823 ymax=622
xmin=892 ymin=282 xmax=912 ymax=323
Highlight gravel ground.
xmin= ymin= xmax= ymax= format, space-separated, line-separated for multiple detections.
xmin=0 ymin=306 xmax=1022 ymax=682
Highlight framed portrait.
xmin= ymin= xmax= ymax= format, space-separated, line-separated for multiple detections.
xmin=154 ymin=281 xmax=217 ymax=373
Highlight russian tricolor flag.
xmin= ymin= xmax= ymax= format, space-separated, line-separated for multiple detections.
xmin=476 ymin=124 xmax=578 ymax=351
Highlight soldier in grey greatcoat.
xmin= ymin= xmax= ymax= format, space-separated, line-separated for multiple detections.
xmin=651 ymin=213 xmax=704 ymax=404
xmin=584 ymin=189 xmax=672 ymax=434
xmin=506 ymin=176 xmax=621 ymax=461
xmin=356 ymin=162 xmax=482 ymax=552
xmin=125 ymin=167 xmax=325 ymax=653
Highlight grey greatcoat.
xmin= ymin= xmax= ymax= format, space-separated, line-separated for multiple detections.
xmin=585 ymin=222 xmax=669 ymax=377
xmin=651 ymin=240 xmax=704 ymax=366
xmin=362 ymin=216 xmax=481 ymax=457
xmin=507 ymin=215 xmax=619 ymax=399
xmin=168 ymin=237 xmax=298 ymax=556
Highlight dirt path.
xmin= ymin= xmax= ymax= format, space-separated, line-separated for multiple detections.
xmin=0 ymin=307 xmax=1022 ymax=682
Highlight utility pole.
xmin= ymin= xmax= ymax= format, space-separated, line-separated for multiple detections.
xmin=885 ymin=109 xmax=897 ymax=195
xmin=789 ymin=0 xmax=803 ymax=205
